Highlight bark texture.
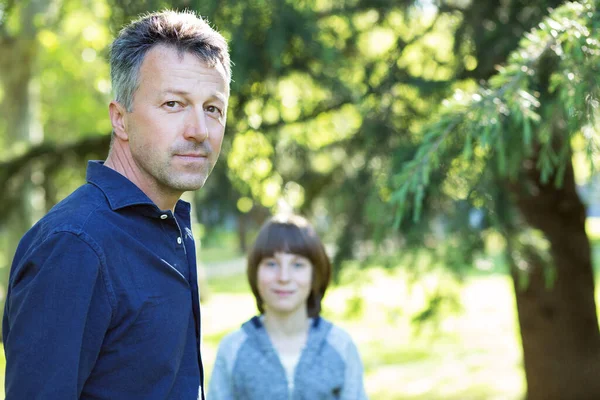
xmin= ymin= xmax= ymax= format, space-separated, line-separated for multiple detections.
xmin=509 ymin=156 xmax=600 ymax=400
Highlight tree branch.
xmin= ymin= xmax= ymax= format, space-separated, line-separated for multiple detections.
xmin=0 ymin=133 xmax=110 ymax=188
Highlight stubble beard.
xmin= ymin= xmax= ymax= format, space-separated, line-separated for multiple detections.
xmin=134 ymin=151 xmax=217 ymax=198
xmin=157 ymin=157 xmax=217 ymax=193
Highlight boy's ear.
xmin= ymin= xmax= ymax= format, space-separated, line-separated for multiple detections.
xmin=109 ymin=101 xmax=129 ymax=141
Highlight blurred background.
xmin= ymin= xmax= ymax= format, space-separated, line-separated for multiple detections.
xmin=1 ymin=0 xmax=600 ymax=399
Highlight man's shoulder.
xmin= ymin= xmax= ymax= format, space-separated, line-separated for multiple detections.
xmin=30 ymin=182 xmax=109 ymax=241
xmin=12 ymin=183 xmax=112 ymax=276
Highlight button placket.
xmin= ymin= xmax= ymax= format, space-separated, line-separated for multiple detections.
xmin=157 ymin=212 xmax=183 ymax=247
xmin=153 ymin=210 xmax=189 ymax=281
xmin=171 ymin=217 xmax=187 ymax=254
xmin=172 ymin=216 xmax=191 ymax=282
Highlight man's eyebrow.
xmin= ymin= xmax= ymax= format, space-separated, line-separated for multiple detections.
xmin=160 ymin=89 xmax=227 ymax=104
xmin=212 ymin=92 xmax=228 ymax=104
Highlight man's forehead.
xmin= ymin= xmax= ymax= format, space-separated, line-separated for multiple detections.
xmin=139 ymin=46 xmax=229 ymax=97
xmin=150 ymin=44 xmax=230 ymax=85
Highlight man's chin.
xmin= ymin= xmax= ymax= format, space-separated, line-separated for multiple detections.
xmin=162 ymin=168 xmax=214 ymax=192
xmin=173 ymin=177 xmax=208 ymax=192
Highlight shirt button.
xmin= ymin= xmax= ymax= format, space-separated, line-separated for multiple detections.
xmin=160 ymin=214 xmax=168 ymax=220
xmin=177 ymin=237 xmax=182 ymax=244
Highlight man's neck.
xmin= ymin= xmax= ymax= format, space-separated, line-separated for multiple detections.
xmin=105 ymin=145 xmax=180 ymax=212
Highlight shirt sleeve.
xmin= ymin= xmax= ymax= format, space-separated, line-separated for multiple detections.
xmin=340 ymin=335 xmax=369 ymax=400
xmin=3 ymin=231 xmax=114 ymax=400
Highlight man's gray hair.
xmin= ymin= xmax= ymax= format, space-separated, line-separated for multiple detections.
xmin=110 ymin=10 xmax=231 ymax=112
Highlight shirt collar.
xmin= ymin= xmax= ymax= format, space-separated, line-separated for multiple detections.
xmin=86 ymin=160 xmax=191 ymax=215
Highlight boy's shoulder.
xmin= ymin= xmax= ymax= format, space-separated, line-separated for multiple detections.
xmin=320 ymin=320 xmax=360 ymax=361
xmin=220 ymin=326 xmax=249 ymax=349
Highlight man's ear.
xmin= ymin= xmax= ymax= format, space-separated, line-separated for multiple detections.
xmin=109 ymin=101 xmax=129 ymax=141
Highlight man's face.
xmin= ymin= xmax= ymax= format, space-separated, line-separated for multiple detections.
xmin=122 ymin=45 xmax=229 ymax=199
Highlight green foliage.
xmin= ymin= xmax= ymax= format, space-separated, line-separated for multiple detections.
xmin=3 ymin=1 xmax=594 ymax=397
xmin=0 ymin=0 xmax=579 ymax=284
xmin=392 ymin=0 xmax=600 ymax=224
xmin=199 ymin=266 xmax=528 ymax=399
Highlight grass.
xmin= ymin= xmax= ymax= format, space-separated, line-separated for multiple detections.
xmin=0 ymin=269 xmax=527 ymax=399
xmin=198 ymin=247 xmax=243 ymax=264
xmin=202 ymin=267 xmax=526 ymax=400
xmin=4 ymin=246 xmax=600 ymax=399
xmin=197 ymin=227 xmax=244 ymax=264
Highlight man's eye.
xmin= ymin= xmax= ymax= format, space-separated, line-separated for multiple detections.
xmin=164 ymin=101 xmax=178 ymax=108
xmin=206 ymin=105 xmax=222 ymax=115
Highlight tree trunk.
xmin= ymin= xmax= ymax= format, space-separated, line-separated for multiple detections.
xmin=237 ymin=212 xmax=248 ymax=254
xmin=508 ymin=156 xmax=600 ymax=400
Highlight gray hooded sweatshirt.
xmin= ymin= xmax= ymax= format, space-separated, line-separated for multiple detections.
xmin=207 ymin=316 xmax=368 ymax=400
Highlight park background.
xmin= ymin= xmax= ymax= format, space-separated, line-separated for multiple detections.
xmin=1 ymin=0 xmax=600 ymax=399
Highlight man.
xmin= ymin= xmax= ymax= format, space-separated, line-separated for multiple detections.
xmin=2 ymin=10 xmax=230 ymax=400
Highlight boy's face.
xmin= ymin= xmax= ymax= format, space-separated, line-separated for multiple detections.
xmin=257 ymin=252 xmax=313 ymax=317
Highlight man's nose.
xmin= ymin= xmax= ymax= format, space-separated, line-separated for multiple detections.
xmin=184 ymin=108 xmax=209 ymax=142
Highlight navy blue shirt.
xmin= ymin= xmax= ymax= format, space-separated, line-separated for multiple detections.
xmin=3 ymin=161 xmax=205 ymax=399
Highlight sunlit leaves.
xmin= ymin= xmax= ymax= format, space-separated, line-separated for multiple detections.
xmin=358 ymin=27 xmax=396 ymax=59
xmin=310 ymin=152 xmax=335 ymax=174
xmin=442 ymin=157 xmax=485 ymax=201
xmin=237 ymin=197 xmax=253 ymax=213
xmin=214 ymin=0 xmax=462 ymax=218
xmin=282 ymin=181 xmax=305 ymax=208
xmin=3 ymin=0 xmax=579 ymax=277
xmin=227 ymin=130 xmax=283 ymax=208
xmin=391 ymin=0 xmax=600 ymax=224
xmin=260 ymin=175 xmax=283 ymax=207
xmin=396 ymin=14 xmax=460 ymax=81
xmin=38 ymin=30 xmax=59 ymax=49
xmin=228 ymin=130 xmax=273 ymax=182
xmin=353 ymin=9 xmax=379 ymax=30
xmin=244 ymin=98 xmax=266 ymax=129
xmin=35 ymin=1 xmax=112 ymax=139
xmin=280 ymin=104 xmax=362 ymax=149
xmin=276 ymin=73 xmax=329 ymax=122
xmin=317 ymin=15 xmax=352 ymax=49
